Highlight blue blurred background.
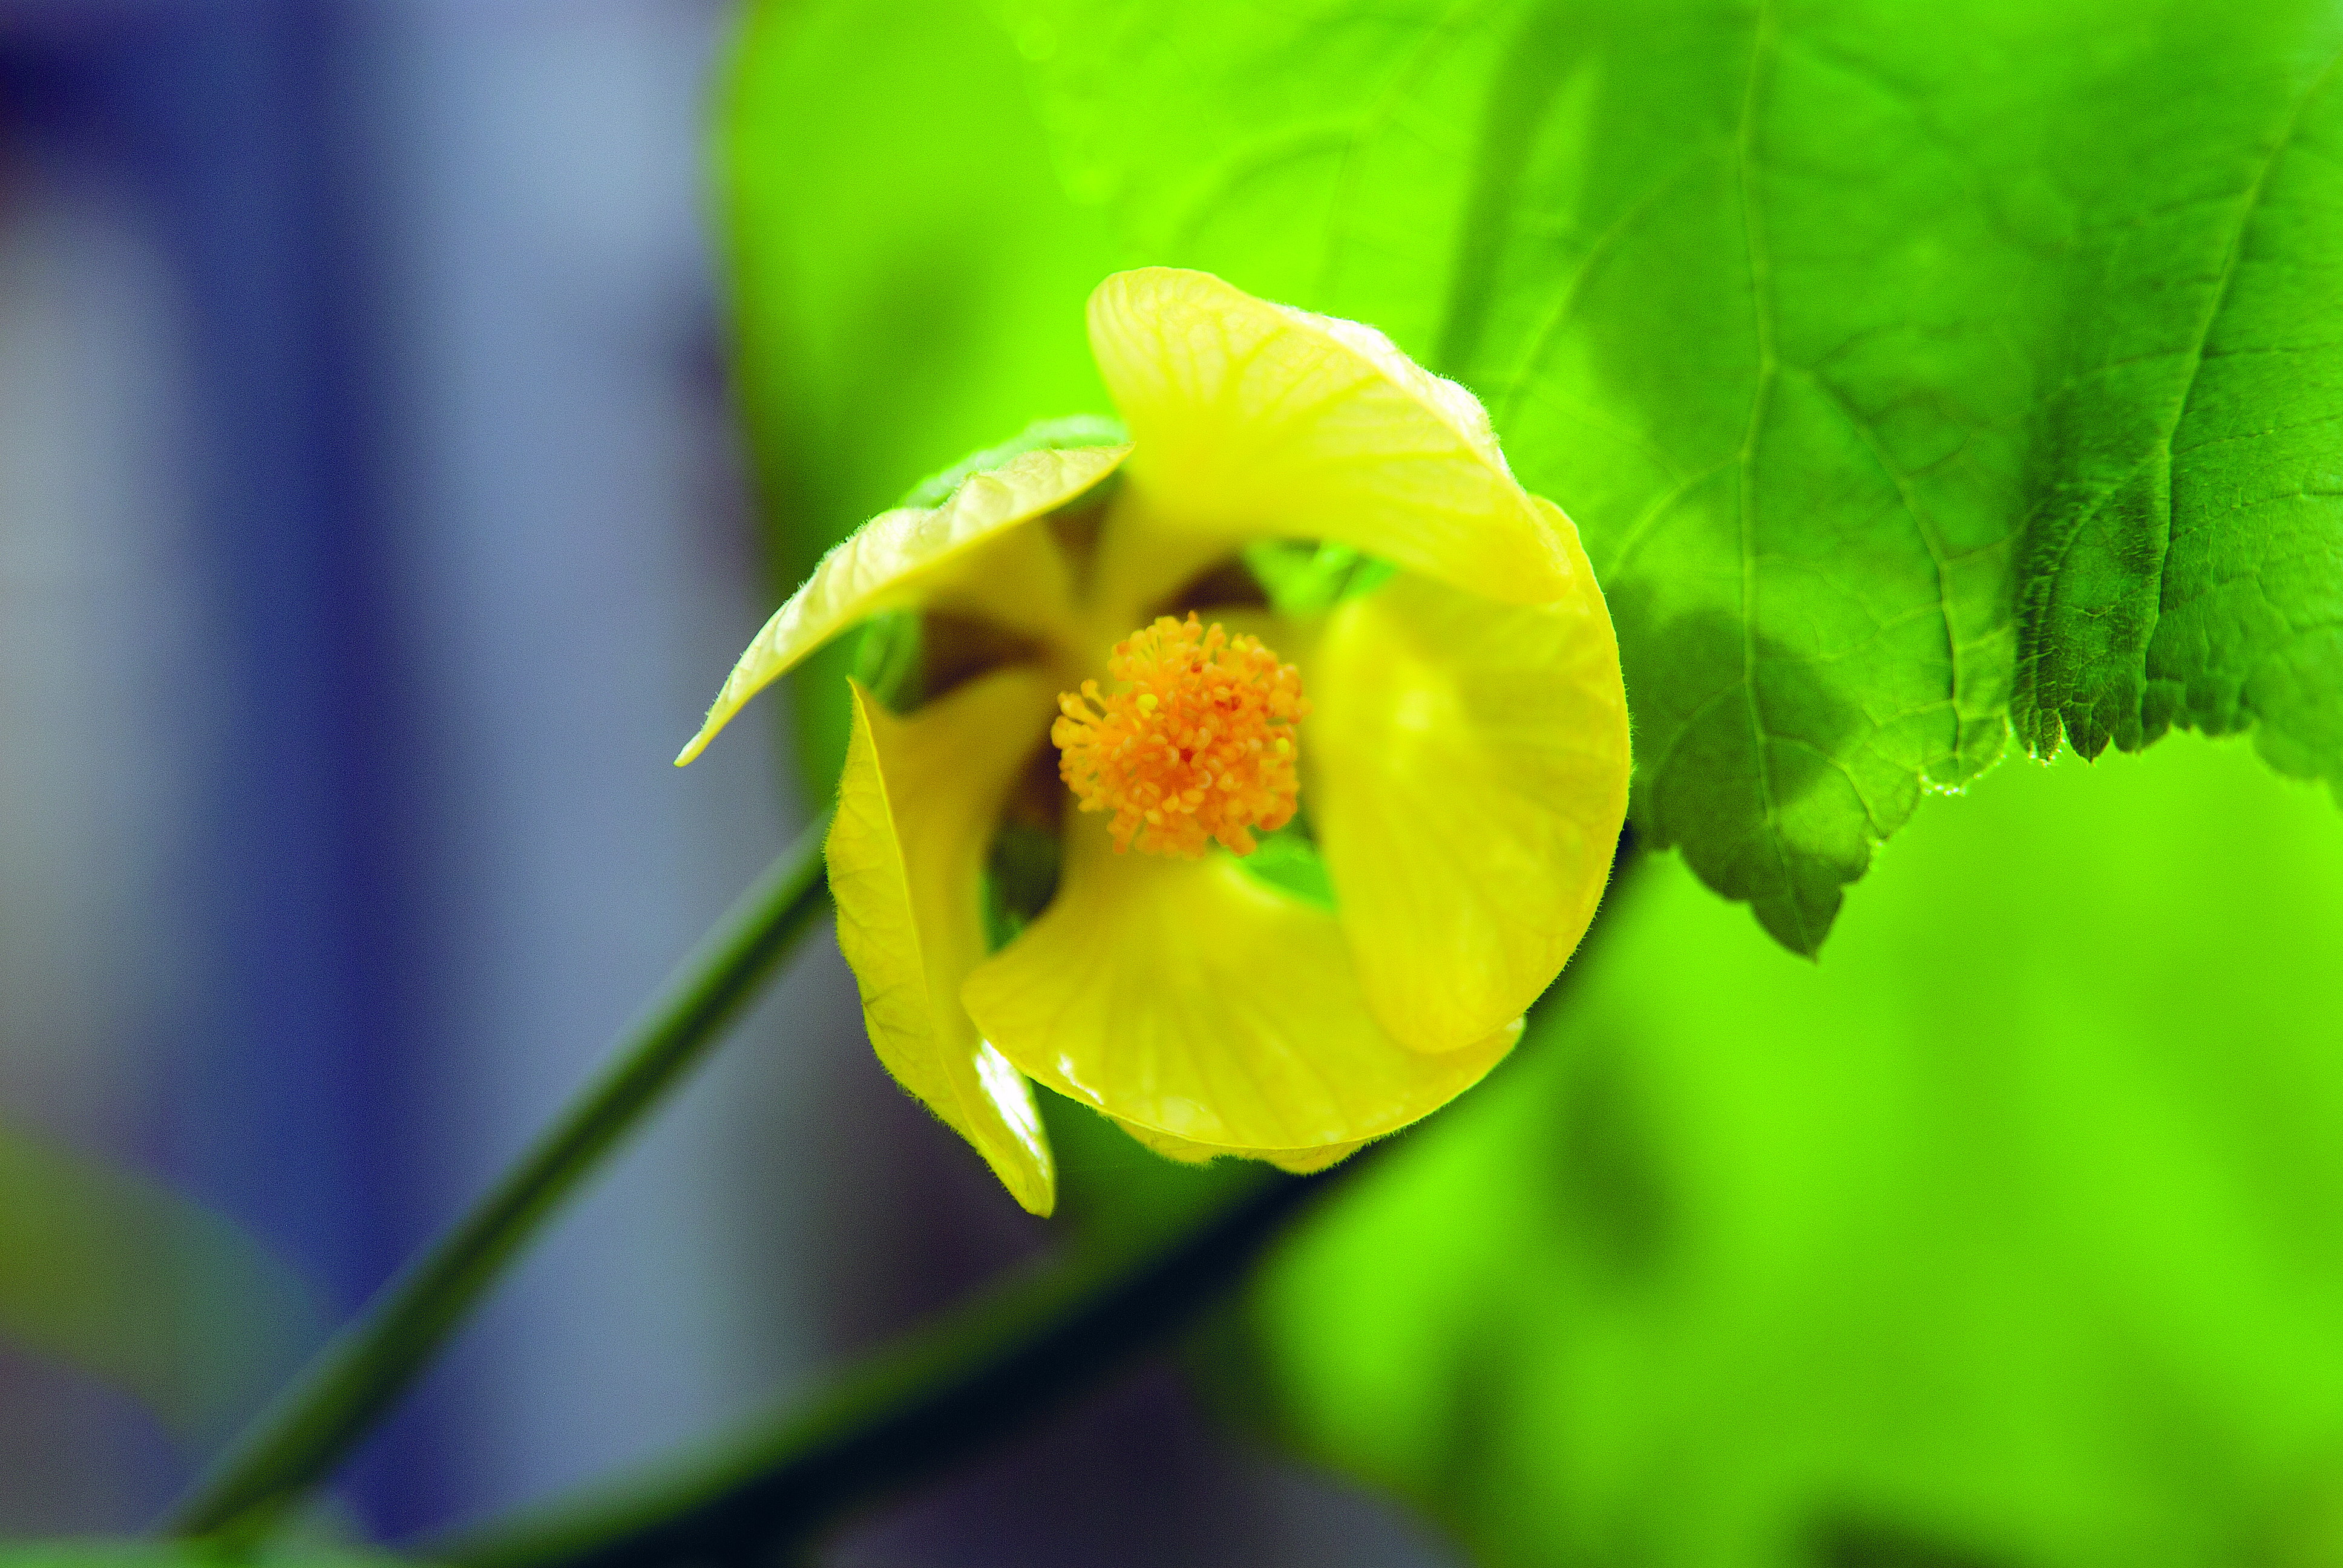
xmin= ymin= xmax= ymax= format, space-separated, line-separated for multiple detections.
xmin=0 ymin=3 xmax=1446 ymax=1560
xmin=0 ymin=0 xmax=808 ymax=1530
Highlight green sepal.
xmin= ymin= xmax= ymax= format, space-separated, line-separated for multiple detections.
xmin=981 ymin=817 xmax=1064 ymax=952
xmin=1235 ymin=816 xmax=1335 ymax=912
xmin=1240 ymin=541 xmax=1394 ymax=616
xmin=852 ymin=610 xmax=925 ymax=716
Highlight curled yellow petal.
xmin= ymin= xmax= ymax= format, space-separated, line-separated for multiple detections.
xmin=678 ymin=444 xmax=1127 ymax=765
xmin=962 ymin=813 xmax=1518 ymax=1157
xmin=829 ymin=670 xmax=1062 ymax=1214
xmin=1309 ymin=508 xmax=1630 ymax=1052
xmin=1086 ymin=268 xmax=1571 ymax=616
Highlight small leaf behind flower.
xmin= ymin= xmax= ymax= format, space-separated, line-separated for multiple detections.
xmin=0 ymin=1119 xmax=320 ymax=1448
xmin=0 ymin=1547 xmax=393 ymax=1568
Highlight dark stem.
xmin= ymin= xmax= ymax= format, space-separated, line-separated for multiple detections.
xmin=164 ymin=814 xmax=835 ymax=1544
xmin=434 ymin=830 xmax=1643 ymax=1568
xmin=434 ymin=1170 xmax=1333 ymax=1568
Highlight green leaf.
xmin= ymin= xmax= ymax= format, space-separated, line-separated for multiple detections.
xmin=1021 ymin=0 xmax=2343 ymax=951
xmin=1242 ymin=736 xmax=2343 ymax=1564
xmin=0 ymin=1549 xmax=395 ymax=1568
xmin=0 ymin=1122 xmax=320 ymax=1447
xmin=716 ymin=0 xmax=1116 ymax=795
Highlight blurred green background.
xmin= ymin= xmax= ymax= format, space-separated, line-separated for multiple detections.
xmin=1250 ymin=735 xmax=2343 ymax=1568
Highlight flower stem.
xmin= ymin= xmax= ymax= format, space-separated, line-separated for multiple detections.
xmin=163 ymin=812 xmax=836 ymax=1544
xmin=429 ymin=831 xmax=1645 ymax=1568
xmin=428 ymin=1167 xmax=1332 ymax=1568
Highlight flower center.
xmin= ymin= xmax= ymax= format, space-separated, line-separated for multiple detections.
xmin=1051 ymin=613 xmax=1307 ymax=858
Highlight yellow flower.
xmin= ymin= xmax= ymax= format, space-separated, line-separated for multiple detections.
xmin=678 ymin=269 xmax=1630 ymax=1215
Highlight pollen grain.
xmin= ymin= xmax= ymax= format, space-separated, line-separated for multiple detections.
xmin=1052 ymin=613 xmax=1306 ymax=858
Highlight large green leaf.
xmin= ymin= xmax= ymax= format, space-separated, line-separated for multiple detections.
xmin=1021 ymin=0 xmax=2343 ymax=950
xmin=1239 ymin=737 xmax=2343 ymax=1566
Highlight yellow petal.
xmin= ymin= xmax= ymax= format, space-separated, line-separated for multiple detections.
xmin=1086 ymin=268 xmax=1571 ymax=616
xmin=828 ymin=670 xmax=1061 ymax=1214
xmin=678 ymin=444 xmax=1127 ymax=765
xmin=1308 ymin=506 xmax=1631 ymax=1051
xmin=962 ymin=813 xmax=1519 ymax=1156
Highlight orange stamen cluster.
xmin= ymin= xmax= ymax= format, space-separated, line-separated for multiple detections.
xmin=1052 ymin=614 xmax=1308 ymax=858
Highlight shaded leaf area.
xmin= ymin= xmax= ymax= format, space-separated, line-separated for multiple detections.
xmin=0 ymin=1119 xmax=318 ymax=1449
xmin=1239 ymin=737 xmax=2343 ymax=1567
xmin=1024 ymin=0 xmax=2343 ymax=950
xmin=717 ymin=0 xmax=1115 ymax=795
